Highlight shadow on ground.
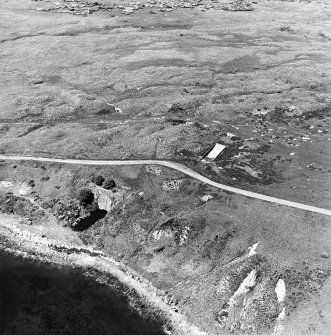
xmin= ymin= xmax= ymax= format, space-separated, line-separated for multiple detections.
xmin=73 ymin=209 xmax=108 ymax=231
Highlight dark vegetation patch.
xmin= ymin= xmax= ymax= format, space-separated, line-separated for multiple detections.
xmin=51 ymin=245 xmax=102 ymax=257
xmin=128 ymin=58 xmax=191 ymax=70
xmin=261 ymin=106 xmax=331 ymax=124
xmin=302 ymin=106 xmax=330 ymax=120
xmin=53 ymin=25 xmax=120 ymax=37
xmin=41 ymin=190 xmax=107 ymax=231
xmin=43 ymin=75 xmax=62 ymax=84
xmin=279 ymin=26 xmax=296 ymax=34
xmin=132 ymin=23 xmax=193 ymax=31
xmin=167 ymin=100 xmax=203 ymax=117
xmin=221 ymin=55 xmax=261 ymax=74
xmin=153 ymin=215 xmax=206 ymax=247
xmin=224 ymin=254 xmax=268 ymax=294
xmin=95 ymin=105 xmax=116 ymax=115
xmin=0 ymin=193 xmax=44 ymax=222
xmin=0 ymin=32 xmax=47 ymax=44
xmin=276 ymin=266 xmax=331 ymax=313
xmin=95 ymin=123 xmax=109 ymax=130
xmin=165 ymin=118 xmax=187 ymax=125
xmin=211 ymin=94 xmax=231 ymax=104
xmin=216 ymin=254 xmax=271 ymax=328
xmin=77 ymin=188 xmax=94 ymax=206
xmin=33 ymin=80 xmax=44 ymax=85
xmin=222 ymin=164 xmax=276 ymax=185
xmin=103 ymin=177 xmax=116 ymax=189
xmin=92 ymin=174 xmax=105 ymax=186
xmin=201 ymin=229 xmax=237 ymax=260
xmin=245 ymin=280 xmax=279 ymax=330
xmin=0 ymin=124 xmax=10 ymax=135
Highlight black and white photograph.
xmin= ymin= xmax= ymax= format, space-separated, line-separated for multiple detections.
xmin=0 ymin=0 xmax=330 ymax=334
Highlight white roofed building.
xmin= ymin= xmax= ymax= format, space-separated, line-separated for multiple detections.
xmin=203 ymin=143 xmax=226 ymax=161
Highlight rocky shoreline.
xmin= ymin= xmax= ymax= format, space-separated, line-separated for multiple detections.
xmin=0 ymin=213 xmax=207 ymax=335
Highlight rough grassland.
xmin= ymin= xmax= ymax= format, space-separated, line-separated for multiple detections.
xmin=0 ymin=0 xmax=330 ymax=207
xmin=0 ymin=0 xmax=331 ymax=334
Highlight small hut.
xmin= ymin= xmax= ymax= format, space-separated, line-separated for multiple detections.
xmin=203 ymin=143 xmax=226 ymax=161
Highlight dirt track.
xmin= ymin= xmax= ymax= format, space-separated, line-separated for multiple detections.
xmin=1 ymin=154 xmax=331 ymax=215
xmin=1 ymin=0 xmax=330 ymax=209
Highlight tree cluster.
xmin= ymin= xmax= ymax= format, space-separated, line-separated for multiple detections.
xmin=92 ymin=174 xmax=116 ymax=189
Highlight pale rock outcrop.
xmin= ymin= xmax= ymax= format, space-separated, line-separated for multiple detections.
xmin=92 ymin=186 xmax=125 ymax=212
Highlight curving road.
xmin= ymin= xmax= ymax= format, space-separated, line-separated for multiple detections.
xmin=1 ymin=154 xmax=330 ymax=216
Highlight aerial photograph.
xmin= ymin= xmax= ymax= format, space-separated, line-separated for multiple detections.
xmin=0 ymin=0 xmax=330 ymax=334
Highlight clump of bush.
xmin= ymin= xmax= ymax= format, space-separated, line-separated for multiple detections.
xmin=27 ymin=180 xmax=35 ymax=187
xmin=78 ymin=188 xmax=94 ymax=207
xmin=93 ymin=175 xmax=105 ymax=186
xmin=53 ymin=199 xmax=80 ymax=226
xmin=92 ymin=174 xmax=116 ymax=190
xmin=279 ymin=266 xmax=331 ymax=313
xmin=103 ymin=178 xmax=116 ymax=190
xmin=0 ymin=193 xmax=42 ymax=222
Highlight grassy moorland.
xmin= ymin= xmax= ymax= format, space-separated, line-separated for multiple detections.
xmin=0 ymin=0 xmax=331 ymax=334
